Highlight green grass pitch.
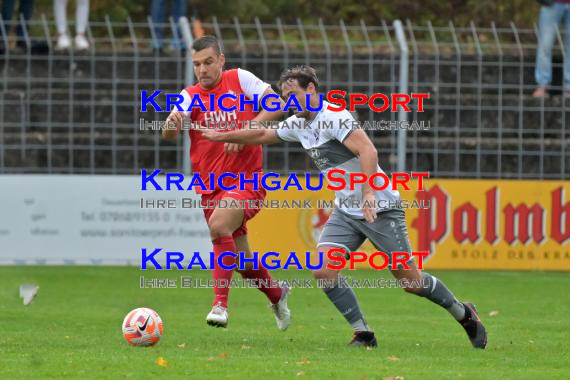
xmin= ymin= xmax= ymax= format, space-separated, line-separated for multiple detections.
xmin=1 ymin=267 xmax=569 ymax=379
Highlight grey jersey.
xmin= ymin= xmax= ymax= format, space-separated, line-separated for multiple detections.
xmin=276 ymin=102 xmax=400 ymax=218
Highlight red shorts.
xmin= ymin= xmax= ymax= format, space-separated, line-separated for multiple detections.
xmin=201 ymin=187 xmax=266 ymax=238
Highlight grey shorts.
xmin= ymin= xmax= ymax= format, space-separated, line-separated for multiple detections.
xmin=317 ymin=208 xmax=413 ymax=267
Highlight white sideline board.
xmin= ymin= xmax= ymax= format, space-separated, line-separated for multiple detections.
xmin=0 ymin=175 xmax=211 ymax=265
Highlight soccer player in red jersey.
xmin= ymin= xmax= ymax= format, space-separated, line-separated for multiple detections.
xmin=162 ymin=35 xmax=290 ymax=330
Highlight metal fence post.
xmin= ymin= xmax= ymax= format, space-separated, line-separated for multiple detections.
xmin=127 ymin=16 xmax=140 ymax=173
xmin=554 ymin=24 xmax=565 ymax=179
xmin=297 ymin=18 xmax=310 ymax=65
xmin=450 ymin=21 xmax=461 ymax=176
xmin=87 ymin=22 xmax=96 ymax=174
xmin=254 ymin=17 xmax=268 ymax=79
xmin=106 ymin=15 xmax=118 ymax=174
xmin=318 ymin=19 xmax=331 ymax=93
xmin=393 ymin=20 xmax=408 ymax=173
xmin=180 ymin=17 xmax=194 ymax=87
xmin=406 ymin=19 xmax=419 ymax=173
xmin=339 ymin=20 xmax=353 ymax=94
xmin=19 ymin=13 xmax=31 ymax=164
xmin=0 ymin=12 xmax=5 ymax=169
xmin=470 ymin=21 xmax=483 ymax=178
xmin=276 ymin=17 xmax=290 ymax=172
xmin=253 ymin=17 xmax=269 ymax=168
xmin=381 ymin=19 xmax=397 ymax=167
xmin=169 ymin=16 xmax=184 ymax=87
xmin=427 ymin=21 xmax=440 ymax=175
xmin=360 ymin=19 xmax=374 ymax=137
xmin=559 ymin=30 xmax=567 ymax=178
xmin=147 ymin=15 xmax=159 ymax=52
xmin=212 ymin=16 xmax=223 ymax=50
xmin=0 ymin=13 xmax=10 ymax=172
xmin=41 ymin=14 xmax=53 ymax=173
xmin=0 ymin=17 xmax=8 ymax=85
xmin=233 ymin=17 xmax=246 ymax=68
xmin=0 ymin=89 xmax=3 ymax=172
xmin=276 ymin=18 xmax=289 ymax=71
xmin=511 ymin=22 xmax=524 ymax=178
xmin=179 ymin=16 xmax=194 ymax=175
xmin=491 ymin=22 xmax=503 ymax=178
xmin=147 ymin=16 xmax=162 ymax=169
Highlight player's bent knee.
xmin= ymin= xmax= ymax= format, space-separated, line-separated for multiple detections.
xmin=208 ymin=220 xmax=235 ymax=240
xmin=312 ymin=267 xmax=338 ymax=281
xmin=208 ymin=208 xmax=244 ymax=239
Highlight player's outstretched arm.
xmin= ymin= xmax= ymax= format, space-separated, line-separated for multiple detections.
xmin=202 ymin=126 xmax=281 ymax=145
xmin=162 ymin=110 xmax=184 ymax=140
xmin=252 ymin=86 xmax=286 ymax=124
xmin=223 ymin=86 xmax=285 ymax=153
xmin=206 ymin=85 xmax=286 ymax=146
xmin=342 ymin=129 xmax=379 ymax=223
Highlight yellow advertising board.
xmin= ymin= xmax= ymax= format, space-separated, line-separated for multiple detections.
xmin=248 ymin=179 xmax=570 ymax=271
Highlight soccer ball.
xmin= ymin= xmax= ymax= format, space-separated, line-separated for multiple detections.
xmin=122 ymin=307 xmax=163 ymax=346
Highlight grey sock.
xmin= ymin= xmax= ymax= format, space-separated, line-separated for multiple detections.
xmin=417 ymin=273 xmax=466 ymax=321
xmin=323 ymin=277 xmax=370 ymax=332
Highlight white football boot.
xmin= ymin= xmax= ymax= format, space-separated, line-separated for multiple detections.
xmin=271 ymin=284 xmax=291 ymax=331
xmin=206 ymin=303 xmax=229 ymax=328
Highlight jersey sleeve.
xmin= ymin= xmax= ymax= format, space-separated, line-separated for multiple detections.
xmin=324 ymin=109 xmax=357 ymax=143
xmin=237 ymin=68 xmax=271 ymax=99
xmin=275 ymin=116 xmax=301 ymax=142
xmin=179 ymin=89 xmax=193 ymax=118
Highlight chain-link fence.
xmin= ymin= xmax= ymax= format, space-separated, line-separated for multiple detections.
xmin=0 ymin=16 xmax=568 ymax=178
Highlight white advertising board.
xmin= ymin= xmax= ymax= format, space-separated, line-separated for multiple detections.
xmin=0 ymin=175 xmax=211 ymax=265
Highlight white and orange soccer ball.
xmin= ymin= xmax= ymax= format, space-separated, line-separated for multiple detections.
xmin=122 ymin=307 xmax=163 ymax=346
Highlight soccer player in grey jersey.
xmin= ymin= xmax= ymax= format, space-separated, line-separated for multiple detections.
xmin=202 ymin=65 xmax=487 ymax=349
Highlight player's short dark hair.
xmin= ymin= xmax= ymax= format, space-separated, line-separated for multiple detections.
xmin=192 ymin=35 xmax=222 ymax=55
xmin=278 ymin=65 xmax=319 ymax=92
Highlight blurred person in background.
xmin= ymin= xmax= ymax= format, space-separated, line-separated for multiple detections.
xmin=54 ymin=0 xmax=90 ymax=50
xmin=533 ymin=0 xmax=570 ymax=97
xmin=150 ymin=0 xmax=187 ymax=51
xmin=0 ymin=0 xmax=34 ymax=53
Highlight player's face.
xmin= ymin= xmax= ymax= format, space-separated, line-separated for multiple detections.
xmin=192 ymin=47 xmax=225 ymax=89
xmin=281 ymin=80 xmax=310 ymax=118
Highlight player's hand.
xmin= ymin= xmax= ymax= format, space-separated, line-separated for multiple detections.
xmin=224 ymin=143 xmax=244 ymax=154
xmin=166 ymin=110 xmax=184 ymax=130
xmin=201 ymin=129 xmax=225 ymax=142
xmin=163 ymin=110 xmax=184 ymax=140
xmin=362 ymin=192 xmax=377 ymax=224
xmin=200 ymin=130 xmax=244 ymax=154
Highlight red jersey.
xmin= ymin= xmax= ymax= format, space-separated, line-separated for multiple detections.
xmin=182 ymin=69 xmax=270 ymax=194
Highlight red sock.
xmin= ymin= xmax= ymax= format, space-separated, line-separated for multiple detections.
xmin=240 ymin=262 xmax=282 ymax=304
xmin=212 ymin=236 xmax=237 ymax=308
